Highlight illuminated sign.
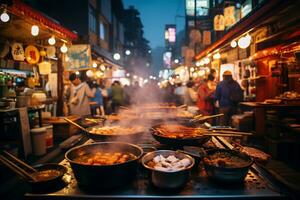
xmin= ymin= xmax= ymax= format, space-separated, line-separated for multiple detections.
xmin=168 ymin=28 xmax=176 ymax=43
xmin=163 ymin=51 xmax=172 ymax=68
xmin=186 ymin=0 xmax=209 ymax=16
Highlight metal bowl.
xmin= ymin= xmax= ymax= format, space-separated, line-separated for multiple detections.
xmin=142 ymin=150 xmax=194 ymax=189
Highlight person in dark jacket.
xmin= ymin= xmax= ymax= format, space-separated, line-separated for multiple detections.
xmin=215 ymin=70 xmax=244 ymax=126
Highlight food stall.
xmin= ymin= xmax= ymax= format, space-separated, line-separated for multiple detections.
xmin=0 ymin=0 xmax=78 ymax=157
xmin=14 ymin=105 xmax=290 ymax=199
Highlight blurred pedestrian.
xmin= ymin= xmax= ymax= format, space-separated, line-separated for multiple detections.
xmin=110 ymin=80 xmax=124 ymax=113
xmin=197 ymin=78 xmax=215 ymax=116
xmin=215 ymin=70 xmax=244 ymax=126
xmin=68 ymin=73 xmax=95 ymax=116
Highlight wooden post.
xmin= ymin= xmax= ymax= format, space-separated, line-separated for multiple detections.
xmin=56 ymin=53 xmax=64 ymax=116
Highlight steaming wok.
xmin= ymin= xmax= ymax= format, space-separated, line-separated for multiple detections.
xmin=65 ymin=142 xmax=143 ymax=190
xmin=86 ymin=124 xmax=145 ymax=141
xmin=150 ymin=123 xmax=211 ymax=147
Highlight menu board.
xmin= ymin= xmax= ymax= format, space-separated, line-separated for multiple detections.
xmin=64 ymin=45 xmax=92 ymax=71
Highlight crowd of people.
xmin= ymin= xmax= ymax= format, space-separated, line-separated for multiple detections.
xmin=65 ymin=69 xmax=244 ymax=126
xmin=161 ymin=70 xmax=244 ymax=126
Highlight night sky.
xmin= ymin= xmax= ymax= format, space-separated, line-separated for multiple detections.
xmin=123 ymin=0 xmax=185 ymax=49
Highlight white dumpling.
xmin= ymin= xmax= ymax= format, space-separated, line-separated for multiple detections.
xmin=153 ymin=155 xmax=161 ymax=163
xmin=166 ymin=155 xmax=179 ymax=163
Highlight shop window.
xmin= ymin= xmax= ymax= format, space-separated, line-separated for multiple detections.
xmin=186 ymin=0 xmax=210 ymax=16
xmin=99 ymin=21 xmax=105 ymax=40
xmin=89 ymin=6 xmax=97 ymax=33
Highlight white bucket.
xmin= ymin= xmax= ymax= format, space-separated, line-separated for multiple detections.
xmin=31 ymin=127 xmax=47 ymax=156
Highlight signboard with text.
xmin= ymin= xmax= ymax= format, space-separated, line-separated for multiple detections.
xmin=65 ymin=45 xmax=91 ymax=71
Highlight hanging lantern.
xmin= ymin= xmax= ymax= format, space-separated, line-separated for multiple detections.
xmin=31 ymin=25 xmax=39 ymax=36
xmin=60 ymin=43 xmax=68 ymax=53
xmin=0 ymin=10 xmax=9 ymax=22
xmin=238 ymin=35 xmax=251 ymax=49
xmin=48 ymin=36 xmax=56 ymax=45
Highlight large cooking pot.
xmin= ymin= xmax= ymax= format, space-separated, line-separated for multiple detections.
xmin=150 ymin=123 xmax=211 ymax=147
xmin=203 ymin=148 xmax=253 ymax=182
xmin=65 ymin=142 xmax=143 ymax=190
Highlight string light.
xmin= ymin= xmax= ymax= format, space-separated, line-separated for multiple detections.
xmin=231 ymin=40 xmax=237 ymax=48
xmin=213 ymin=53 xmax=221 ymax=60
xmin=100 ymin=64 xmax=106 ymax=71
xmin=48 ymin=36 xmax=56 ymax=45
xmin=60 ymin=43 xmax=68 ymax=53
xmin=31 ymin=25 xmax=39 ymax=36
xmin=92 ymin=62 xmax=97 ymax=68
xmin=0 ymin=10 xmax=9 ymax=22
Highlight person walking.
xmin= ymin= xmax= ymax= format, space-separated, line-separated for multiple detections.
xmin=215 ymin=70 xmax=244 ymax=126
xmin=110 ymin=80 xmax=124 ymax=113
xmin=68 ymin=73 xmax=95 ymax=116
xmin=197 ymin=77 xmax=215 ymax=116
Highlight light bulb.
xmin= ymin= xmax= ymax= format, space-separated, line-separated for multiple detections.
xmin=213 ymin=53 xmax=221 ymax=60
xmin=92 ymin=62 xmax=97 ymax=68
xmin=48 ymin=36 xmax=56 ymax=45
xmin=113 ymin=53 xmax=121 ymax=60
xmin=100 ymin=64 xmax=106 ymax=71
xmin=238 ymin=36 xmax=251 ymax=49
xmin=60 ymin=43 xmax=68 ymax=53
xmin=125 ymin=50 xmax=131 ymax=56
xmin=31 ymin=25 xmax=39 ymax=36
xmin=231 ymin=40 xmax=237 ymax=48
xmin=0 ymin=11 xmax=9 ymax=22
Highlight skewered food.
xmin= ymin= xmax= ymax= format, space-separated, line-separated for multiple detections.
xmin=90 ymin=126 xmax=144 ymax=135
xmin=146 ymin=154 xmax=192 ymax=172
xmin=74 ymin=152 xmax=137 ymax=165
xmin=203 ymin=151 xmax=251 ymax=168
xmin=155 ymin=124 xmax=207 ymax=139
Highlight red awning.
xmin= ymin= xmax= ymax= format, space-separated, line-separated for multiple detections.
xmin=8 ymin=0 xmax=78 ymax=41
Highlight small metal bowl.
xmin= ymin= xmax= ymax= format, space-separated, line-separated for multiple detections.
xmin=142 ymin=150 xmax=194 ymax=189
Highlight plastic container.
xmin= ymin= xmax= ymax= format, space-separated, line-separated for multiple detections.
xmin=31 ymin=127 xmax=47 ymax=156
xmin=44 ymin=125 xmax=53 ymax=149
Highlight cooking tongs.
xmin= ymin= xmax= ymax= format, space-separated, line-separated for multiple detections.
xmin=0 ymin=150 xmax=37 ymax=181
xmin=190 ymin=113 xmax=224 ymax=123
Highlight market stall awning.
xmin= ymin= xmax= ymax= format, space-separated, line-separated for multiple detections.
xmin=195 ymin=0 xmax=285 ymax=60
xmin=1 ymin=0 xmax=78 ymax=43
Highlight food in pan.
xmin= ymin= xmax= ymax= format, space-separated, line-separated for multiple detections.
xmin=74 ymin=152 xmax=137 ymax=165
xmin=239 ymin=146 xmax=271 ymax=164
xmin=90 ymin=125 xmax=144 ymax=135
xmin=155 ymin=124 xmax=207 ymax=139
xmin=31 ymin=169 xmax=61 ymax=182
xmin=203 ymin=151 xmax=251 ymax=168
xmin=146 ymin=154 xmax=192 ymax=172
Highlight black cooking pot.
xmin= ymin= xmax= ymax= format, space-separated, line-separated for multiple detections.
xmin=65 ymin=142 xmax=143 ymax=190
xmin=203 ymin=148 xmax=253 ymax=182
